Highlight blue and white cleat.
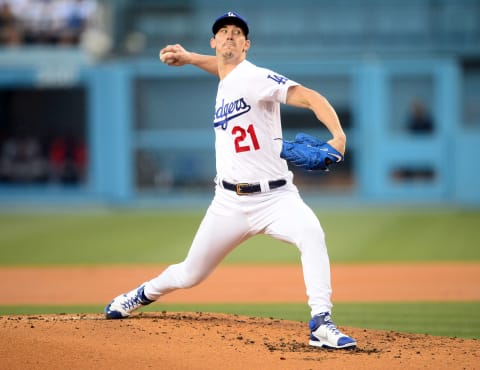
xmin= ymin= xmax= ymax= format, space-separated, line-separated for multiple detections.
xmin=309 ymin=312 xmax=357 ymax=349
xmin=104 ymin=284 xmax=153 ymax=319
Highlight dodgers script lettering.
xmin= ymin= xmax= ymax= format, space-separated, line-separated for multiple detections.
xmin=213 ymin=98 xmax=251 ymax=129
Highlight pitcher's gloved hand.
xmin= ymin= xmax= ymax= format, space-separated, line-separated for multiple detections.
xmin=280 ymin=132 xmax=344 ymax=171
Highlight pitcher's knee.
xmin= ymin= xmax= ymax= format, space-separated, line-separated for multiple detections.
xmin=177 ymin=269 xmax=205 ymax=289
xmin=178 ymin=276 xmax=200 ymax=289
xmin=293 ymin=227 xmax=326 ymax=253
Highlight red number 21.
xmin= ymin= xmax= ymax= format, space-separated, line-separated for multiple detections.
xmin=232 ymin=124 xmax=260 ymax=153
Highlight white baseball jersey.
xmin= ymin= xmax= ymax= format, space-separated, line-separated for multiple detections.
xmin=213 ymin=60 xmax=299 ymax=183
xmin=144 ymin=58 xmax=333 ymax=319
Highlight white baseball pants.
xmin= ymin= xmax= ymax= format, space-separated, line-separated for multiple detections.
xmin=144 ymin=184 xmax=333 ymax=316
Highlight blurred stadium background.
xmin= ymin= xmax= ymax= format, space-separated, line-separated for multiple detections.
xmin=0 ymin=0 xmax=479 ymax=208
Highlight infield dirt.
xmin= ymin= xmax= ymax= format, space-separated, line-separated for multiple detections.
xmin=1 ymin=263 xmax=479 ymax=369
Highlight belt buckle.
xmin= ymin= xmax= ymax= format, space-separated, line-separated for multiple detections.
xmin=235 ymin=183 xmax=249 ymax=196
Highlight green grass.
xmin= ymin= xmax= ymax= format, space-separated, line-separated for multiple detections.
xmin=0 ymin=208 xmax=479 ymax=265
xmin=1 ymin=302 xmax=478 ymax=339
xmin=0 ymin=211 xmax=203 ymax=265
xmin=333 ymin=302 xmax=480 ymax=339
xmin=1 ymin=208 xmax=479 ymax=339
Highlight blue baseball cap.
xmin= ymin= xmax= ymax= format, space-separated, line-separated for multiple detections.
xmin=212 ymin=11 xmax=249 ymax=37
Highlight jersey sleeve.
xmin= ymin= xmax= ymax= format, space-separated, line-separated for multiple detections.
xmin=254 ymin=67 xmax=299 ymax=104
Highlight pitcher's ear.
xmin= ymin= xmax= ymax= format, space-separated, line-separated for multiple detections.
xmin=244 ymin=39 xmax=251 ymax=52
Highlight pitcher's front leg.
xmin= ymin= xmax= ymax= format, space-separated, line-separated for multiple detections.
xmin=144 ymin=203 xmax=251 ymax=300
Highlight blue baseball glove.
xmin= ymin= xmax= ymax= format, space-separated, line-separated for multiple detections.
xmin=280 ymin=132 xmax=344 ymax=171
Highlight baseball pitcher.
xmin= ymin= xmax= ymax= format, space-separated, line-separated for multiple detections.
xmin=105 ymin=11 xmax=356 ymax=350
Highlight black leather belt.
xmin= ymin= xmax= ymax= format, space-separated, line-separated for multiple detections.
xmin=222 ymin=179 xmax=287 ymax=195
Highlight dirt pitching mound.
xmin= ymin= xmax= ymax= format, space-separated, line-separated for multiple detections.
xmin=1 ymin=312 xmax=478 ymax=370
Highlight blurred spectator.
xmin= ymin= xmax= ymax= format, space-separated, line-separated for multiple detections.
xmin=48 ymin=135 xmax=87 ymax=184
xmin=57 ymin=0 xmax=98 ymax=45
xmin=0 ymin=1 xmax=22 ymax=45
xmin=0 ymin=0 xmax=98 ymax=46
xmin=393 ymin=99 xmax=436 ymax=182
xmin=0 ymin=129 xmax=49 ymax=183
xmin=407 ymin=99 xmax=434 ymax=134
xmin=0 ymin=130 xmax=87 ymax=185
